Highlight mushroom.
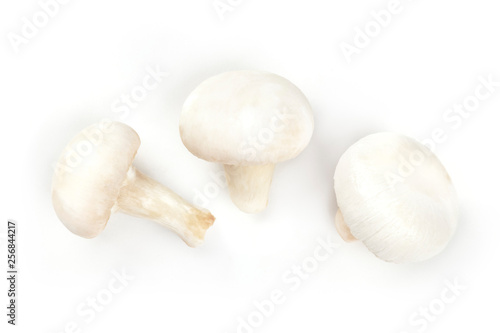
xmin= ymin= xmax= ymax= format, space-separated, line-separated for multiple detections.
xmin=179 ymin=70 xmax=314 ymax=213
xmin=52 ymin=121 xmax=215 ymax=247
xmin=333 ymin=132 xmax=459 ymax=263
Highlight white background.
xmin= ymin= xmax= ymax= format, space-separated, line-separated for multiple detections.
xmin=1 ymin=0 xmax=500 ymax=332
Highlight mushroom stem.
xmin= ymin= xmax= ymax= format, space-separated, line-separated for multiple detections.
xmin=335 ymin=209 xmax=357 ymax=242
xmin=116 ymin=166 xmax=215 ymax=247
xmin=224 ymin=164 xmax=275 ymax=213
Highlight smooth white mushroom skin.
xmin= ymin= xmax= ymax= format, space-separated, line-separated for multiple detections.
xmin=52 ymin=122 xmax=141 ymax=238
xmin=333 ymin=132 xmax=459 ymax=263
xmin=334 ymin=209 xmax=356 ymax=242
xmin=116 ymin=166 xmax=214 ymax=247
xmin=180 ymin=70 xmax=314 ymax=213
xmin=224 ymin=164 xmax=275 ymax=213
xmin=52 ymin=121 xmax=215 ymax=247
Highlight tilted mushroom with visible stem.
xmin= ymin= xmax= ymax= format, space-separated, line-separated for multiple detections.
xmin=52 ymin=121 xmax=215 ymax=247
xmin=179 ymin=70 xmax=314 ymax=213
xmin=333 ymin=132 xmax=459 ymax=263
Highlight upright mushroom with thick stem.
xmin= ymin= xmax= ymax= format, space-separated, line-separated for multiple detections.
xmin=333 ymin=132 xmax=459 ymax=263
xmin=179 ymin=70 xmax=314 ymax=213
xmin=52 ymin=121 xmax=215 ymax=247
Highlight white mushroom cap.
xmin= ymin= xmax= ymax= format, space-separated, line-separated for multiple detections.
xmin=334 ymin=132 xmax=459 ymax=263
xmin=52 ymin=122 xmax=140 ymax=238
xmin=179 ymin=70 xmax=314 ymax=165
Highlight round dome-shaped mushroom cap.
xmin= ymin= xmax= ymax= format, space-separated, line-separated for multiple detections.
xmin=52 ymin=121 xmax=140 ymax=238
xmin=179 ymin=70 xmax=314 ymax=165
xmin=334 ymin=132 xmax=459 ymax=263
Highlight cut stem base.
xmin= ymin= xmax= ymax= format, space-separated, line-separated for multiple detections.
xmin=116 ymin=166 xmax=215 ymax=247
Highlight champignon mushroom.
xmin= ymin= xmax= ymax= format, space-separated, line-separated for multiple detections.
xmin=333 ymin=132 xmax=459 ymax=263
xmin=52 ymin=121 xmax=215 ymax=247
xmin=179 ymin=70 xmax=314 ymax=213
